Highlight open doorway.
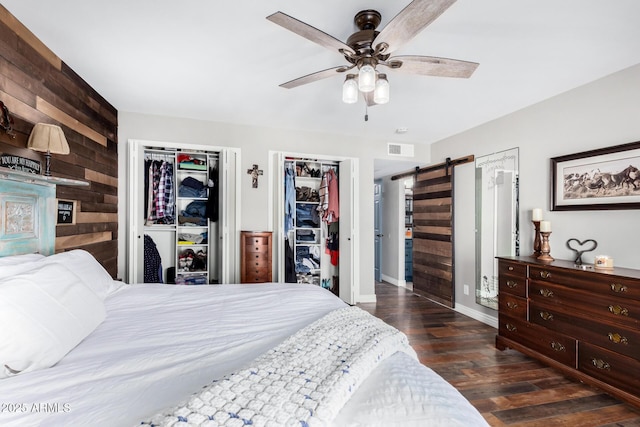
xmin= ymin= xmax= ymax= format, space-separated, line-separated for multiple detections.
xmin=373 ymin=159 xmax=424 ymax=288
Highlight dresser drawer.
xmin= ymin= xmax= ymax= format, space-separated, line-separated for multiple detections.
xmin=244 ymin=267 xmax=271 ymax=283
xmin=530 ymin=279 xmax=640 ymax=328
xmin=531 ymin=301 xmax=640 ymax=360
xmin=499 ymin=315 xmax=576 ymax=367
xmin=529 ymin=265 xmax=640 ymax=302
xmin=244 ymin=256 xmax=270 ymax=269
xmin=498 ymin=293 xmax=527 ymax=320
xmin=243 ymin=235 xmax=270 ymax=246
xmin=498 ymin=274 xmax=527 ymax=298
xmin=499 ymin=260 xmax=527 ymax=278
xmin=579 ymin=342 xmax=640 ymax=396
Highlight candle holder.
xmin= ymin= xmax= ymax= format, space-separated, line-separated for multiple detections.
xmin=532 ymin=220 xmax=541 ymax=257
xmin=537 ymin=231 xmax=554 ymax=262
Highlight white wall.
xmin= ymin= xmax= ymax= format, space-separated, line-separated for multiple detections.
xmin=380 ymin=175 xmax=405 ymax=286
xmin=431 ymin=63 xmax=640 ymax=320
xmin=117 ymin=113 xmax=430 ymax=301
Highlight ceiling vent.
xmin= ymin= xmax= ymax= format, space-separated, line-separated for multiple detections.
xmin=387 ymin=143 xmax=415 ymax=157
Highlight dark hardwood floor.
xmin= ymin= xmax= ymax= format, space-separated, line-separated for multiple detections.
xmin=357 ymin=282 xmax=640 ymax=427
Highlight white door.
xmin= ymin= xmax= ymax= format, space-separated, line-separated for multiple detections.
xmin=219 ymin=148 xmax=240 ymax=283
xmin=127 ymin=140 xmax=145 ymax=283
xmin=127 ymin=140 xmax=240 ymax=284
xmin=339 ymin=158 xmax=358 ymax=305
xmin=272 ymin=153 xmax=358 ymax=304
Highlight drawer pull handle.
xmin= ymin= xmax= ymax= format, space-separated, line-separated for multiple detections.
xmin=610 ymin=283 xmax=627 ymax=293
xmin=508 ymin=266 xmax=514 ymax=271
xmin=608 ymin=305 xmax=629 ymax=316
xmin=539 ymin=270 xmax=551 ymax=279
xmin=506 ymin=323 xmax=517 ymax=332
xmin=550 ymin=341 xmax=565 ymax=352
xmin=608 ymin=332 xmax=628 ymax=345
xmin=539 ymin=311 xmax=554 ymax=321
xmin=506 ymin=280 xmax=517 ymax=288
xmin=591 ymin=358 xmax=610 ymax=370
xmin=539 ymin=288 xmax=554 ymax=298
xmin=506 ymin=301 xmax=518 ymax=310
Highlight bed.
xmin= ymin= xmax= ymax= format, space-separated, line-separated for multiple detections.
xmin=0 ymin=250 xmax=489 ymax=426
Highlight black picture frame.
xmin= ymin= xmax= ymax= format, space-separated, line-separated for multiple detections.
xmin=551 ymin=141 xmax=640 ymax=211
xmin=57 ymin=200 xmax=75 ymax=224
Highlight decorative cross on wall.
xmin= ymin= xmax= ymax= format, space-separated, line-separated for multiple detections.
xmin=247 ymin=164 xmax=263 ymax=188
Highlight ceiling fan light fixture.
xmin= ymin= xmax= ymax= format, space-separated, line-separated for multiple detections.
xmin=358 ymin=64 xmax=376 ymax=93
xmin=373 ymin=74 xmax=389 ymax=104
xmin=342 ymin=74 xmax=359 ymax=104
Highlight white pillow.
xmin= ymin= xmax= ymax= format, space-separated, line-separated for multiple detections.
xmin=40 ymin=249 xmax=124 ymax=300
xmin=0 ymin=263 xmax=106 ymax=378
xmin=0 ymin=253 xmax=46 ymax=279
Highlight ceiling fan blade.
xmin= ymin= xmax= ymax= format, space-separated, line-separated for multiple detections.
xmin=279 ymin=66 xmax=347 ymax=89
xmin=373 ymin=0 xmax=457 ymax=54
xmin=384 ymin=55 xmax=478 ymax=78
xmin=267 ymin=12 xmax=355 ymax=55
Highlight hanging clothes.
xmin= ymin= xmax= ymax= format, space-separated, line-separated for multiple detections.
xmin=284 ymin=238 xmax=297 ymax=283
xmin=145 ymin=159 xmax=175 ymax=225
xmin=206 ymin=166 xmax=219 ymax=222
xmin=284 ymin=165 xmax=296 ymax=233
xmin=324 ymin=168 xmax=339 ymax=223
xmin=144 ymin=234 xmax=163 ymax=283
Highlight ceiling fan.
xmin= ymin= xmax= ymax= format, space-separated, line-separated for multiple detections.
xmin=267 ymin=0 xmax=478 ymax=106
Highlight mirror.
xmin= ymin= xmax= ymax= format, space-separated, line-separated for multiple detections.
xmin=475 ymin=148 xmax=519 ymax=309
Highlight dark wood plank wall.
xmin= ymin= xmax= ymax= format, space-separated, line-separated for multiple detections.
xmin=0 ymin=6 xmax=118 ymax=276
xmin=412 ymin=166 xmax=455 ymax=307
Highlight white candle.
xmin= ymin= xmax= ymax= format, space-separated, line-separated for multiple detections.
xmin=540 ymin=220 xmax=551 ymax=232
xmin=532 ymin=208 xmax=542 ymax=221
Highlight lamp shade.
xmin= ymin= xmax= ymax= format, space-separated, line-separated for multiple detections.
xmin=358 ymin=64 xmax=376 ymax=93
xmin=27 ymin=123 xmax=70 ymax=155
xmin=342 ymin=74 xmax=358 ymax=104
xmin=374 ymin=74 xmax=390 ymax=104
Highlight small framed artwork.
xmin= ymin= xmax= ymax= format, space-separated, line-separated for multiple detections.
xmin=551 ymin=141 xmax=640 ymax=210
xmin=57 ymin=199 xmax=76 ymax=225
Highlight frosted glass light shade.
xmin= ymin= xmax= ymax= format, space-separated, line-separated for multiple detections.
xmin=342 ymin=75 xmax=358 ymax=104
xmin=358 ymin=64 xmax=376 ymax=92
xmin=374 ymin=74 xmax=389 ymax=104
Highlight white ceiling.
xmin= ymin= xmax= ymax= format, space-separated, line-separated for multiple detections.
xmin=3 ymin=0 xmax=640 ymax=150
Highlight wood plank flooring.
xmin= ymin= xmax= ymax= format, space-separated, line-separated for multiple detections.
xmin=357 ymin=282 xmax=640 ymax=426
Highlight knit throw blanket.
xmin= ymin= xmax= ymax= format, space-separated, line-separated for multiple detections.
xmin=140 ymin=306 xmax=416 ymax=427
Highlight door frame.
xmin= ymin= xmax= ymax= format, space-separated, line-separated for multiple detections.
xmin=269 ymin=150 xmax=360 ymax=304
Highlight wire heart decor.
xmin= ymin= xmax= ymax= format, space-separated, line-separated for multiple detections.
xmin=566 ymin=238 xmax=598 ymax=265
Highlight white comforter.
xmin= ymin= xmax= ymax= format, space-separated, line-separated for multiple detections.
xmin=0 ymin=283 xmax=488 ymax=426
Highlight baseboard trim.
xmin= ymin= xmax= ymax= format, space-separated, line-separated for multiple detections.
xmin=454 ymin=304 xmax=498 ymax=329
xmin=381 ymin=274 xmax=407 ymax=288
xmin=357 ymin=293 xmax=377 ymax=303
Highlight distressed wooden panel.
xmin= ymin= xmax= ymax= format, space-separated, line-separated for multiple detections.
xmin=412 ymin=166 xmax=455 ymax=307
xmin=0 ymin=7 xmax=118 ymax=276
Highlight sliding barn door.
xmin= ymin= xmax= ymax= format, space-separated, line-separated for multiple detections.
xmin=412 ymin=165 xmax=455 ymax=308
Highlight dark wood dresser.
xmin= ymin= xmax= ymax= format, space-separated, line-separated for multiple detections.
xmin=496 ymin=256 xmax=640 ymax=407
xmin=240 ymin=231 xmax=272 ymax=283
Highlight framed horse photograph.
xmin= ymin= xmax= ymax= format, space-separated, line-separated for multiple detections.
xmin=551 ymin=141 xmax=640 ymax=210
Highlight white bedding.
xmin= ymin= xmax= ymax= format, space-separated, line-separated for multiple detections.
xmin=0 ymin=283 xmax=488 ymax=427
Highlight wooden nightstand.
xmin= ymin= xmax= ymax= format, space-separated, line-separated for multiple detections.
xmin=240 ymin=231 xmax=272 ymax=283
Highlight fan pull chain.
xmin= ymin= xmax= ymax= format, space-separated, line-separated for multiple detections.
xmin=364 ymin=104 xmax=369 ymax=122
